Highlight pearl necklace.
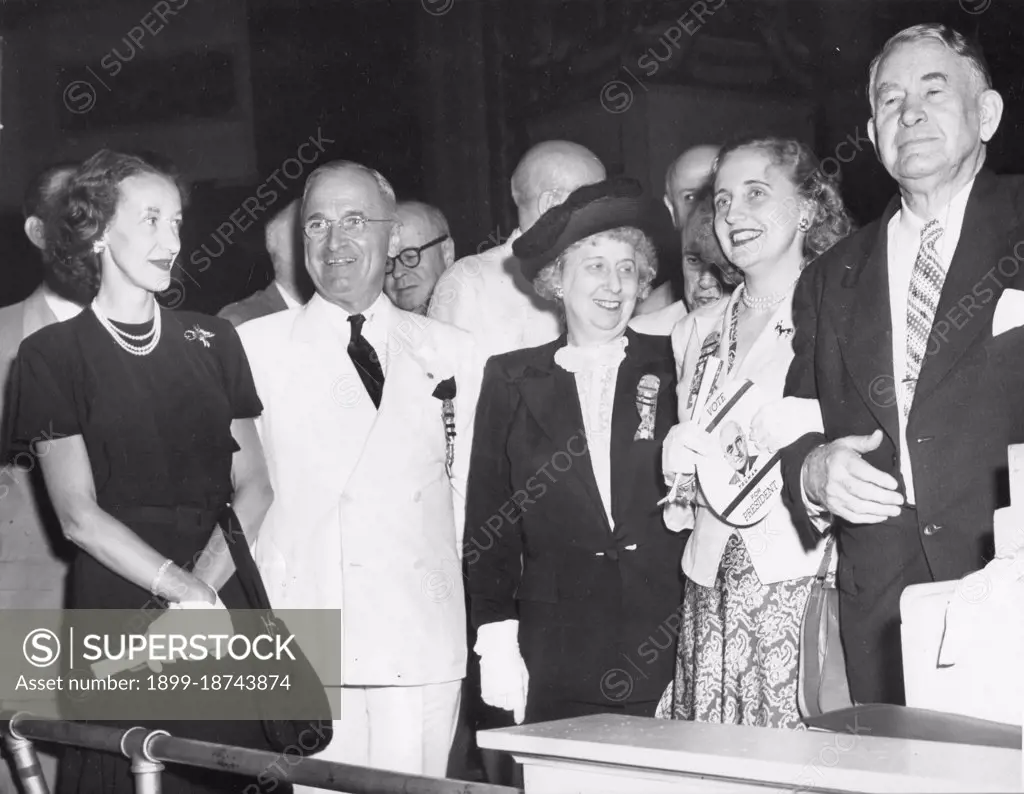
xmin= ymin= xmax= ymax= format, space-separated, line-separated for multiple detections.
xmin=740 ymin=276 xmax=800 ymax=313
xmin=91 ymin=300 xmax=162 ymax=356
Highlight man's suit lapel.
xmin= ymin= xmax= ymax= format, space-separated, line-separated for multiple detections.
xmin=913 ymin=170 xmax=1017 ymax=407
xmin=835 ymin=199 xmax=902 ymax=448
xmin=518 ymin=339 xmax=611 ymax=533
xmin=291 ymin=296 xmax=377 ymax=494
xmin=343 ymin=301 xmax=441 ymax=491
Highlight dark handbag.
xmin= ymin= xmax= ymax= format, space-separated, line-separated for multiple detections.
xmin=218 ymin=506 xmax=334 ymax=754
xmin=797 ymin=534 xmax=853 ymax=719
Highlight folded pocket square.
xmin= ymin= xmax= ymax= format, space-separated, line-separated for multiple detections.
xmin=992 ymin=287 xmax=1024 ymax=337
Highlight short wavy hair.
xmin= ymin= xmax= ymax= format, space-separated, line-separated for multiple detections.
xmin=46 ymin=150 xmax=184 ymax=304
xmin=867 ymin=24 xmax=991 ymax=112
xmin=303 ymin=160 xmax=397 ymax=214
xmin=712 ymin=136 xmax=855 ymax=264
xmin=532 ymin=226 xmax=658 ymax=304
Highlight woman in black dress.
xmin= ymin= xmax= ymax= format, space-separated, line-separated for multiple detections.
xmin=4 ymin=150 xmax=281 ymax=793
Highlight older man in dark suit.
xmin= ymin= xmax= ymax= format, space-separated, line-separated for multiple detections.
xmin=219 ymin=199 xmax=310 ymax=325
xmin=781 ymin=23 xmax=1024 ymax=706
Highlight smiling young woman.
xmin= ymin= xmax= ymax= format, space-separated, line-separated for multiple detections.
xmin=658 ymin=136 xmax=855 ymax=729
xmin=4 ymin=150 xmax=286 ymax=794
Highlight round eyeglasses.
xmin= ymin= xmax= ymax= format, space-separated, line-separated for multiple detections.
xmin=385 ymin=234 xmax=450 ymax=274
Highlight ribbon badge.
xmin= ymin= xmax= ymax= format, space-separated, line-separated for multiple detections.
xmin=432 ymin=377 xmax=457 ymax=477
xmin=634 ymin=374 xmax=660 ymax=441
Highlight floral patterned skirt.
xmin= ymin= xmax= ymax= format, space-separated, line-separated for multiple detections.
xmin=655 ymin=533 xmax=812 ymax=729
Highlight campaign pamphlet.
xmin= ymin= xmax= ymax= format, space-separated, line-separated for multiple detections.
xmin=693 ymin=377 xmax=783 ymax=527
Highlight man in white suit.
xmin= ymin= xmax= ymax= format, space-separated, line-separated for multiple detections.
xmin=238 ymin=161 xmax=481 ymax=785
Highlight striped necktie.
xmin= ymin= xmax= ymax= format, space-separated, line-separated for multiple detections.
xmin=903 ymin=219 xmax=945 ymax=414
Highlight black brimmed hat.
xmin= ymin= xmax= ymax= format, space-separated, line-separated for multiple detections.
xmin=512 ymin=176 xmax=672 ymax=282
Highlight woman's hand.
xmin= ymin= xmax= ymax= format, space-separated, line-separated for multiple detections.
xmin=749 ymin=397 xmax=824 ymax=454
xmin=662 ymin=420 xmax=717 ymax=478
xmin=155 ymin=597 xmax=235 ymax=661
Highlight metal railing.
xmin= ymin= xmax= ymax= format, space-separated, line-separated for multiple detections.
xmin=1 ymin=711 xmax=522 ymax=794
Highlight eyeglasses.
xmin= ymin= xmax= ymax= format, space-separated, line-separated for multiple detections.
xmin=385 ymin=234 xmax=449 ymax=274
xmin=303 ymin=215 xmax=394 ymax=240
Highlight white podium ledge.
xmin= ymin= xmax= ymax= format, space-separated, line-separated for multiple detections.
xmin=478 ymin=714 xmax=1023 ymax=793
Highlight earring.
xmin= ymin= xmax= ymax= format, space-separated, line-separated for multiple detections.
xmin=554 ymin=286 xmax=564 ymax=300
xmin=92 ymin=239 xmax=107 ymax=255
xmin=797 ymin=218 xmax=810 ymax=232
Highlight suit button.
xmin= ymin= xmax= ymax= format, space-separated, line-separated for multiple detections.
xmin=923 ymin=523 xmax=942 ymax=536
xmin=891 ymin=454 xmax=898 ymax=466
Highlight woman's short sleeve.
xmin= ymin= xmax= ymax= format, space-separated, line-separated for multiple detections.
xmin=3 ymin=335 xmax=81 ymax=459
xmin=213 ymin=320 xmax=263 ymax=420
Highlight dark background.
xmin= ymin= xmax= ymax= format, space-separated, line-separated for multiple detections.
xmin=1 ymin=0 xmax=1022 ymax=313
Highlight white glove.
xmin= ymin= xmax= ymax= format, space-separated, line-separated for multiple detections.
xmin=662 ymin=420 xmax=717 ymax=480
xmin=157 ymin=595 xmax=235 ymax=660
xmin=749 ymin=397 xmax=824 ymax=454
xmin=663 ymin=500 xmax=696 ymax=533
xmin=475 ymin=619 xmax=529 ymax=724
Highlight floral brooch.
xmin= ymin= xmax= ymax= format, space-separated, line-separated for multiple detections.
xmin=184 ymin=324 xmax=215 ymax=348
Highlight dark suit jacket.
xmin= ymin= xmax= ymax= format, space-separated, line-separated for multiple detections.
xmin=781 ymin=169 xmax=1024 ymax=585
xmin=218 ymin=283 xmax=289 ymax=327
xmin=466 ymin=329 xmax=686 ymax=713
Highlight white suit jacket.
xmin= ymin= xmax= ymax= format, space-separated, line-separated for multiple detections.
xmin=671 ymin=289 xmax=830 ymax=587
xmin=238 ymin=294 xmax=482 ymax=686
xmin=427 ymin=229 xmax=561 ymax=359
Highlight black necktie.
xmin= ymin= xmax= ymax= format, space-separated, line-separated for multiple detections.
xmin=347 ymin=313 xmax=384 ymax=409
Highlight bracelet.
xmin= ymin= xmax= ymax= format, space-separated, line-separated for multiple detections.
xmin=150 ymin=558 xmax=173 ymax=596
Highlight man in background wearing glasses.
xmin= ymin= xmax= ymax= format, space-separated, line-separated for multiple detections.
xmin=384 ymin=201 xmax=454 ymax=315
xmin=238 ymin=160 xmax=482 ymax=789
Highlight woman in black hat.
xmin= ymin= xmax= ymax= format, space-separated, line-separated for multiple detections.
xmin=464 ymin=177 xmax=686 ymax=724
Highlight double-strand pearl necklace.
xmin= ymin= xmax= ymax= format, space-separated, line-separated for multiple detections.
xmin=740 ymin=275 xmax=801 ymax=312
xmin=91 ymin=300 xmax=162 ymax=356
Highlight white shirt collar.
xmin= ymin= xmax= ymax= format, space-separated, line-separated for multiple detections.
xmin=500 ymin=227 xmax=522 ymax=254
xmin=312 ymin=290 xmax=390 ymax=326
xmin=896 ymin=177 xmax=975 ymax=237
xmin=308 ymin=291 xmax=393 ymax=375
xmin=41 ymin=285 xmax=85 ymax=322
xmin=274 ymin=281 xmax=301 ymax=309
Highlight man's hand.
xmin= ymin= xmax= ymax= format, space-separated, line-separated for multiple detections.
xmin=802 ymin=429 xmax=904 ymax=524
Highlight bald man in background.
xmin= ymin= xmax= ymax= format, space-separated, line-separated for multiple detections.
xmin=219 ymin=199 xmax=310 ymax=325
xmin=428 ymin=140 xmax=605 ymax=358
xmin=636 ymin=144 xmax=720 ymax=316
xmin=385 ymin=201 xmax=454 ymax=315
